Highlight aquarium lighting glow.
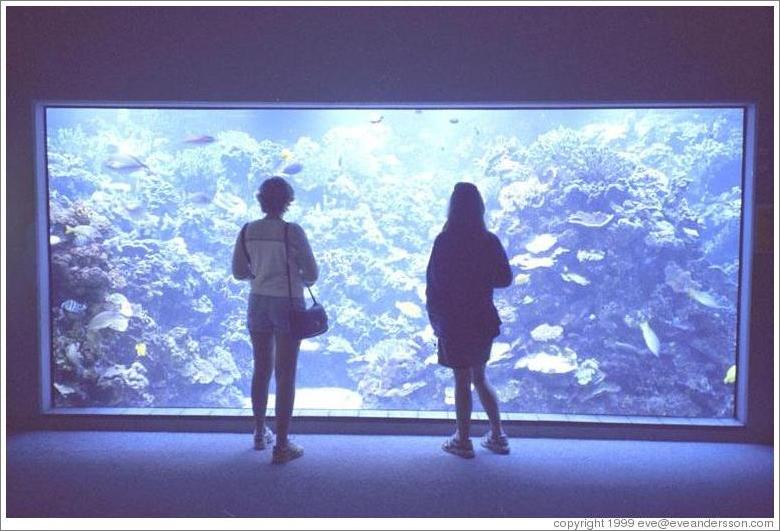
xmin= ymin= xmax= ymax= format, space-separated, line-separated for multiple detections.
xmin=37 ymin=104 xmax=753 ymax=420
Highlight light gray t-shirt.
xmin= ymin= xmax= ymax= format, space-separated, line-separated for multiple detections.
xmin=232 ymin=218 xmax=318 ymax=298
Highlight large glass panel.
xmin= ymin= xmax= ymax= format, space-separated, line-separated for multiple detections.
xmin=46 ymin=106 xmax=744 ymax=417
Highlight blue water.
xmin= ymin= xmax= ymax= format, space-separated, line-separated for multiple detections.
xmin=46 ymin=106 xmax=744 ymax=416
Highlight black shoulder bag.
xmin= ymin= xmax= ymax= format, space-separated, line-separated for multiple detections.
xmin=284 ymin=223 xmax=328 ymax=340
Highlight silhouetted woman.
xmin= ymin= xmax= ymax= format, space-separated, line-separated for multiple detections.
xmin=426 ymin=182 xmax=512 ymax=458
xmin=232 ymin=176 xmax=318 ymax=464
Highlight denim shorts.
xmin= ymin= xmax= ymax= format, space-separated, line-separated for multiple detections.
xmin=247 ymin=294 xmax=305 ymax=333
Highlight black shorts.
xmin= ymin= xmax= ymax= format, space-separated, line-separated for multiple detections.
xmin=437 ymin=336 xmax=493 ymax=369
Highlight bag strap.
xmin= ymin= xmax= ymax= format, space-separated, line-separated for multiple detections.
xmin=284 ymin=222 xmax=293 ymax=300
xmin=284 ymin=222 xmax=318 ymax=304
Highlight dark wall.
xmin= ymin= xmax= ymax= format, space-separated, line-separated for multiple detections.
xmin=6 ymin=7 xmax=774 ymax=441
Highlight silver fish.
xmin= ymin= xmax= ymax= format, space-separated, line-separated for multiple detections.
xmin=87 ymin=310 xmax=129 ymax=332
xmin=639 ymin=321 xmax=660 ymax=357
xmin=104 ymin=153 xmax=152 ymax=174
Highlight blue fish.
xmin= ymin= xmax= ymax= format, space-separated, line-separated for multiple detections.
xmin=282 ymin=162 xmax=304 ymax=175
xmin=183 ymin=134 xmax=216 ymax=145
xmin=61 ymin=299 xmax=87 ymax=314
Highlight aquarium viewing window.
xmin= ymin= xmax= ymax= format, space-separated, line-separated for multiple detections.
xmin=36 ymin=103 xmax=755 ymax=424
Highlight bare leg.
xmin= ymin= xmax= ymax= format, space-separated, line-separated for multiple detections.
xmin=250 ymin=329 xmax=274 ymax=432
xmin=453 ymin=367 xmax=473 ymax=441
xmin=472 ymin=363 xmax=504 ymax=437
xmin=273 ymin=330 xmax=301 ymax=445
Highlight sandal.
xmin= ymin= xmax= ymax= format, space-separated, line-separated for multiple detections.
xmin=481 ymin=432 xmax=510 ymax=455
xmin=272 ymin=440 xmax=304 ymax=464
xmin=253 ymin=426 xmax=275 ymax=450
xmin=442 ymin=436 xmax=475 ymax=459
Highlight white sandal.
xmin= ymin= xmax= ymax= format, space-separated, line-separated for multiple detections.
xmin=442 ymin=436 xmax=475 ymax=459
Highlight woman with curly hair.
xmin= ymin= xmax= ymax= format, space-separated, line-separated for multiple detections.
xmin=232 ymin=176 xmax=318 ymax=464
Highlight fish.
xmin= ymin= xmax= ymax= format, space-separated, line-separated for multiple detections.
xmin=682 ymin=227 xmax=700 ymax=238
xmin=106 ymin=293 xmax=133 ymax=318
xmin=414 ymin=109 xmax=423 ymax=114
xmin=723 ymin=365 xmax=736 ymax=384
xmin=187 ymin=191 xmax=213 ymax=207
xmin=369 ymin=113 xmax=384 ymax=124
xmin=65 ymin=225 xmax=100 ymax=246
xmin=687 ymin=289 xmax=724 ymax=309
xmin=567 ymin=211 xmax=614 ymax=228
xmin=521 ymin=295 xmax=535 ymax=304
xmin=282 ymin=162 xmax=304 ymax=175
xmin=61 ymin=299 xmax=87 ymax=314
xmin=280 ymin=148 xmax=295 ymax=161
xmin=183 ymin=134 xmax=216 ymax=145
xmin=395 ymin=301 xmax=423 ymax=319
xmin=50 ymin=235 xmax=62 ymax=246
xmin=449 ymin=118 xmax=459 ymax=124
xmin=639 ymin=320 xmax=660 ymax=356
xmin=135 ymin=342 xmax=147 ymax=357
xmin=87 ymin=310 xmax=129 ymax=332
xmin=104 ymin=153 xmax=152 ymax=174
xmin=424 ymin=353 xmax=438 ymax=365
xmin=212 ymin=191 xmax=247 ymax=216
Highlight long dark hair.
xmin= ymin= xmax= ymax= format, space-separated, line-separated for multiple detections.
xmin=443 ymin=182 xmax=487 ymax=234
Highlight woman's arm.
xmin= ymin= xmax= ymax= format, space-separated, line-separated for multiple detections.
xmin=231 ymin=227 xmax=252 ymax=280
xmin=425 ymin=235 xmax=449 ymax=334
xmin=290 ymin=223 xmax=319 ymax=286
xmin=489 ymin=234 xmax=513 ymax=288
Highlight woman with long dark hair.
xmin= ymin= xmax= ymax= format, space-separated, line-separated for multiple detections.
xmin=426 ymin=182 xmax=512 ymax=458
xmin=232 ymin=176 xmax=318 ymax=464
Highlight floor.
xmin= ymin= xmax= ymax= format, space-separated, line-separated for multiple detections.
xmin=5 ymin=431 xmax=774 ymax=517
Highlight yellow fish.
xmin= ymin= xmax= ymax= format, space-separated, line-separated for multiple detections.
xmin=135 ymin=342 xmax=147 ymax=357
xmin=280 ymin=149 xmax=294 ymax=161
xmin=723 ymin=365 xmax=736 ymax=384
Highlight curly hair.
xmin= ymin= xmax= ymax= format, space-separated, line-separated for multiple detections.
xmin=256 ymin=176 xmax=295 ymax=217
